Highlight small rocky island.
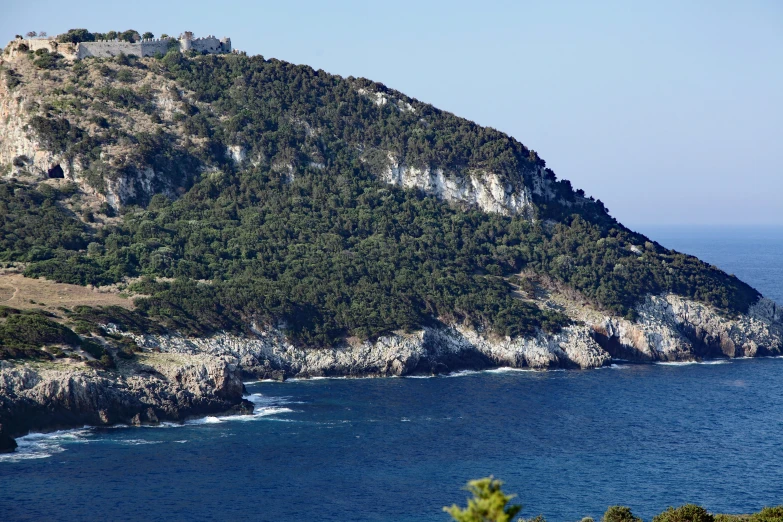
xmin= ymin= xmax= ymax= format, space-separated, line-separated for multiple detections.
xmin=1 ymin=28 xmax=781 ymax=451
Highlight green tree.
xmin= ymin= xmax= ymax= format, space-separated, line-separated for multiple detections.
xmin=444 ymin=477 xmax=523 ymax=522
xmin=603 ymin=506 xmax=642 ymax=522
xmin=57 ymin=28 xmax=95 ymax=43
xmin=119 ymin=29 xmax=140 ymax=43
xmin=749 ymin=506 xmax=783 ymax=522
xmin=652 ymin=505 xmax=714 ymax=522
xmin=142 ymin=32 xmax=154 ymax=40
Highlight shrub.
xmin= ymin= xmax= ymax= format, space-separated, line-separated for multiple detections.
xmin=33 ymin=52 xmax=62 ymax=69
xmin=444 ymin=477 xmax=522 ymax=522
xmin=28 ymin=116 xmax=78 ymax=152
xmin=58 ymin=29 xmax=95 ymax=44
xmin=0 ymin=311 xmax=81 ymax=359
xmin=749 ymin=507 xmax=783 ymax=522
xmin=91 ymin=115 xmax=110 ymax=128
xmin=603 ymin=506 xmax=642 ymax=522
xmin=116 ymin=69 xmax=134 ymax=83
xmin=653 ymin=505 xmax=714 ymax=522
xmin=12 ymin=155 xmax=28 ymax=167
xmin=4 ymin=69 xmax=22 ymax=89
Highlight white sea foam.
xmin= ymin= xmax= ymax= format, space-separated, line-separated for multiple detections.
xmin=118 ymin=439 xmax=164 ymax=445
xmin=655 ymin=359 xmax=730 ymax=366
xmin=186 ymin=416 xmax=224 ymax=425
xmin=286 ymin=374 xmax=379 ymax=382
xmin=485 ymin=367 xmax=536 ymax=374
xmin=442 ymin=369 xmax=483 ymax=378
xmin=0 ymin=428 xmax=93 ymax=463
xmin=405 ymin=367 xmax=538 ymax=379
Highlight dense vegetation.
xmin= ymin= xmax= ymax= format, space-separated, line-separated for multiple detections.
xmin=445 ymin=477 xmax=783 ymax=522
xmin=0 ymin=306 xmax=79 ymax=358
xmin=0 ymin=49 xmax=762 ymax=348
xmin=0 ymin=304 xmax=122 ymax=368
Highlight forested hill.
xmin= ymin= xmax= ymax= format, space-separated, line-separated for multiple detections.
xmin=0 ymin=38 xmax=761 ymax=348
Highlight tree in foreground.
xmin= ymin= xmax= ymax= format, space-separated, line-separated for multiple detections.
xmin=444 ymin=477 xmax=523 ymax=522
xmin=652 ymin=504 xmax=714 ymax=522
xmin=603 ymin=506 xmax=643 ymax=522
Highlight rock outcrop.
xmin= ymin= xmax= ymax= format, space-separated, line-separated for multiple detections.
xmin=592 ymin=296 xmax=783 ymax=362
xmin=0 ymin=355 xmax=249 ymax=441
xmin=0 ymin=78 xmax=76 ymax=180
xmin=110 ymin=295 xmax=782 ymax=381
xmin=381 ymin=152 xmax=535 ymax=217
xmin=0 ymin=424 xmax=17 ymax=453
xmin=120 ymin=322 xmax=610 ymax=379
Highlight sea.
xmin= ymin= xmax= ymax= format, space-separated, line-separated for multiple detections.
xmin=1 ymin=225 xmax=782 ymax=521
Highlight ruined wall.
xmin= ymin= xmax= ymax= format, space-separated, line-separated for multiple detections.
xmin=140 ymin=39 xmax=175 ymax=56
xmin=188 ymin=36 xmax=230 ymax=54
xmin=77 ymin=40 xmax=143 ymax=59
xmin=5 ymin=34 xmax=231 ymax=62
xmin=3 ymin=39 xmax=77 ymax=60
xmin=77 ymin=37 xmax=229 ymax=59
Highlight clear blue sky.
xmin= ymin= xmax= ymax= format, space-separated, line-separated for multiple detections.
xmin=3 ymin=0 xmax=781 ymax=226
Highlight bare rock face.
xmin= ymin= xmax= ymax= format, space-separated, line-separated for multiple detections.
xmin=381 ymin=153 xmax=535 ymax=217
xmin=592 ymin=295 xmax=783 ymax=361
xmin=123 ymin=320 xmax=612 ymax=380
xmin=0 ymin=424 xmax=17 ymax=453
xmin=0 ymin=81 xmax=75 ymax=180
xmin=0 ymin=356 xmax=246 ymax=440
xmin=116 ymin=294 xmax=782 ymax=380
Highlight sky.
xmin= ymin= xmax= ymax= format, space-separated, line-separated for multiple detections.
xmin=2 ymin=0 xmax=781 ymax=226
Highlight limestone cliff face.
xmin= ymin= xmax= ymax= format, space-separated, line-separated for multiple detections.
xmin=120 ymin=323 xmax=610 ymax=378
xmin=110 ymin=295 xmax=782 ymax=379
xmin=380 ymin=152 xmax=535 ymax=217
xmin=0 ymin=79 xmax=77 ymax=180
xmin=375 ymin=150 xmax=599 ymax=218
xmin=0 ymin=52 xmax=199 ymax=208
xmin=0 ymin=355 xmax=247 ymax=438
xmin=593 ymin=296 xmax=783 ymax=361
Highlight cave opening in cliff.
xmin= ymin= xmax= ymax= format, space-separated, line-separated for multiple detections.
xmin=47 ymin=164 xmax=64 ymax=178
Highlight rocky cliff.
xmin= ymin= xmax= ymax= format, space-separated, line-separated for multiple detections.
xmin=109 ymin=294 xmax=782 ymax=380
xmin=0 ymin=353 xmax=249 ymax=444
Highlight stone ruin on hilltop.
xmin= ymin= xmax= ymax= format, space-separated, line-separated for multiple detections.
xmin=4 ymin=31 xmax=232 ymax=61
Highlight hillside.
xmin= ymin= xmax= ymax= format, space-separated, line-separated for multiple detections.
xmin=0 ymin=31 xmax=781 ymax=379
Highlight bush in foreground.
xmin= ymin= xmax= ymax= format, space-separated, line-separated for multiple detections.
xmin=444 ymin=478 xmax=783 ymax=521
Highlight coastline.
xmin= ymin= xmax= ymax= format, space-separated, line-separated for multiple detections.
xmin=5 ymin=354 xmax=783 ymax=462
xmin=2 ymin=292 xmax=781 ymax=452
xmin=5 ymin=353 xmax=783 ymax=456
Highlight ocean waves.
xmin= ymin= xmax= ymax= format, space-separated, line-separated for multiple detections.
xmin=0 ymin=393 xmax=296 ymax=462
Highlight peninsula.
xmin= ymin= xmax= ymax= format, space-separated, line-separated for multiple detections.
xmin=0 ymin=28 xmax=781 ymax=452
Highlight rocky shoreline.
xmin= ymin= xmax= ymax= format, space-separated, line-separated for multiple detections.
xmin=1 ymin=293 xmax=780 ymax=453
xmin=124 ymin=294 xmax=783 ymax=379
xmin=0 ymin=353 xmax=251 ymax=451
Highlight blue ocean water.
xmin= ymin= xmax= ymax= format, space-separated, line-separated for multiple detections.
xmin=1 ymin=226 xmax=782 ymax=522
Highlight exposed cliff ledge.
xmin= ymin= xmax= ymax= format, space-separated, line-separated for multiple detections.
xmin=110 ymin=294 xmax=782 ymax=380
xmin=0 ymin=354 xmax=248 ymax=440
xmin=123 ymin=323 xmax=610 ymax=379
xmin=593 ymin=296 xmax=782 ymax=361
xmin=379 ymin=152 xmax=536 ymax=217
